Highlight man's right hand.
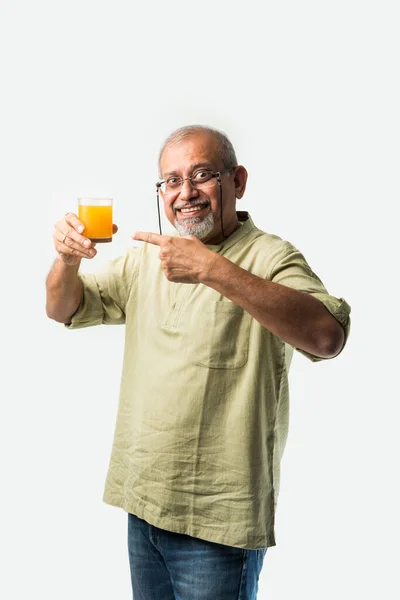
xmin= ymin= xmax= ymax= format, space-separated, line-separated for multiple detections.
xmin=53 ymin=212 xmax=97 ymax=266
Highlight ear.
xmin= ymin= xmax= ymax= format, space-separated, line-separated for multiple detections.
xmin=233 ymin=166 xmax=248 ymax=199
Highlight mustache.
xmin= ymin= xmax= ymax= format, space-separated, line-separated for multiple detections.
xmin=173 ymin=198 xmax=211 ymax=215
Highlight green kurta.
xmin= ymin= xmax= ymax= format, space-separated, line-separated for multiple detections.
xmin=68 ymin=213 xmax=351 ymax=549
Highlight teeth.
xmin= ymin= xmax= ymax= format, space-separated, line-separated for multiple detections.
xmin=181 ymin=206 xmax=205 ymax=213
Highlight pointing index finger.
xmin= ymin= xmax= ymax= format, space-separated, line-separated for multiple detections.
xmin=132 ymin=231 xmax=169 ymax=246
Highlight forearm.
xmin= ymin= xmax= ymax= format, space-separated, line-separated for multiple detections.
xmin=46 ymin=257 xmax=83 ymax=323
xmin=201 ymin=254 xmax=344 ymax=358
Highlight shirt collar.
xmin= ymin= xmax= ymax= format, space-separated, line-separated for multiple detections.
xmin=206 ymin=211 xmax=255 ymax=253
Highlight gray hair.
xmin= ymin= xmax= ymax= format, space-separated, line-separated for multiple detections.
xmin=158 ymin=125 xmax=238 ymax=177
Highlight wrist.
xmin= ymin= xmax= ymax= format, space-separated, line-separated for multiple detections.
xmin=57 ymin=255 xmax=81 ymax=270
xmin=198 ymin=251 xmax=221 ymax=284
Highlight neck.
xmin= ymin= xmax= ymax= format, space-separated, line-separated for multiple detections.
xmin=204 ymin=217 xmax=240 ymax=245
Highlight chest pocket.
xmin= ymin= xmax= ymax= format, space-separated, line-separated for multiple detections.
xmin=191 ymin=301 xmax=251 ymax=369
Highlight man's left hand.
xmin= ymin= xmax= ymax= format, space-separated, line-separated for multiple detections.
xmin=132 ymin=232 xmax=217 ymax=283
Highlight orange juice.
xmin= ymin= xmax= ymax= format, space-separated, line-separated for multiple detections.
xmin=78 ymin=200 xmax=113 ymax=242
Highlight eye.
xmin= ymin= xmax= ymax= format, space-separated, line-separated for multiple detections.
xmin=167 ymin=177 xmax=182 ymax=188
xmin=192 ymin=170 xmax=212 ymax=182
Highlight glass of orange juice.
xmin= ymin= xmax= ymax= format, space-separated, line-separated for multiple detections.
xmin=78 ymin=197 xmax=113 ymax=243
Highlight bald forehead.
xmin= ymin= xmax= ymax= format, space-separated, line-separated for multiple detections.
xmin=160 ymin=132 xmax=222 ymax=176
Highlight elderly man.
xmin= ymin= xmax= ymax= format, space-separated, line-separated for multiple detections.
xmin=46 ymin=125 xmax=351 ymax=600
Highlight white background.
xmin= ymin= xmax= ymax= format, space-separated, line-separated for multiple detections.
xmin=1 ymin=0 xmax=399 ymax=598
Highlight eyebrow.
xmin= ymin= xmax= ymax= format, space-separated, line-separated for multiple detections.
xmin=163 ymin=162 xmax=215 ymax=178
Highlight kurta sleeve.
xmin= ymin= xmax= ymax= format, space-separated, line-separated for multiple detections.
xmin=66 ymin=246 xmax=140 ymax=329
xmin=270 ymin=242 xmax=351 ymax=362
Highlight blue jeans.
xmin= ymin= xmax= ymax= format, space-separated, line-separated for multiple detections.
xmin=127 ymin=513 xmax=267 ymax=600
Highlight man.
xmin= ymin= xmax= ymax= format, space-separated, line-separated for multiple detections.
xmin=46 ymin=125 xmax=351 ymax=599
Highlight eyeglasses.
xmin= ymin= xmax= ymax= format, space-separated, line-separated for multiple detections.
xmin=156 ymin=168 xmax=234 ymax=195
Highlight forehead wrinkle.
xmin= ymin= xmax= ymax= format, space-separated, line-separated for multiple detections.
xmin=163 ymin=161 xmax=215 ymax=178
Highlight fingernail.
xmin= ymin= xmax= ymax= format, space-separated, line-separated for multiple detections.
xmin=84 ymin=239 xmax=91 ymax=247
xmin=78 ymin=225 xmax=84 ymax=233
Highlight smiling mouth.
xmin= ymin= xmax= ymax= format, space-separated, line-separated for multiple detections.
xmin=175 ymin=203 xmax=210 ymax=217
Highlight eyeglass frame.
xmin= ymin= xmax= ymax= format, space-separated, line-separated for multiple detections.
xmin=155 ymin=167 xmax=236 ymax=238
xmin=155 ymin=167 xmax=235 ymax=195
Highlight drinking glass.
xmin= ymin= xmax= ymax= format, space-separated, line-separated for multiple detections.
xmin=78 ymin=197 xmax=113 ymax=243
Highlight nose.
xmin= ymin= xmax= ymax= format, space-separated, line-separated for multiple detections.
xmin=178 ymin=178 xmax=200 ymax=202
